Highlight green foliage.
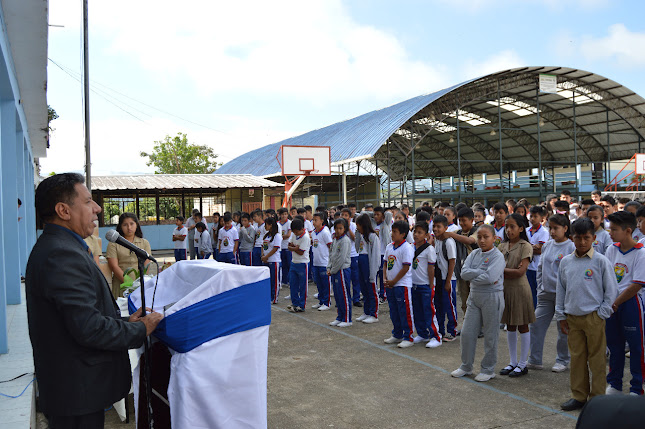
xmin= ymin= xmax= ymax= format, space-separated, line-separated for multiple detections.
xmin=47 ymin=105 xmax=59 ymax=133
xmin=140 ymin=132 xmax=220 ymax=174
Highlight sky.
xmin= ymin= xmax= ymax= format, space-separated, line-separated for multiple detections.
xmin=42 ymin=0 xmax=645 ymax=176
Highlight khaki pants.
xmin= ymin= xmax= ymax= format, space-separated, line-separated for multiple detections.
xmin=566 ymin=312 xmax=607 ymax=402
xmin=457 ymin=279 xmax=470 ymax=316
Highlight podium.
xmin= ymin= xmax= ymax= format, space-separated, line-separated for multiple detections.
xmin=128 ymin=260 xmax=271 ymax=428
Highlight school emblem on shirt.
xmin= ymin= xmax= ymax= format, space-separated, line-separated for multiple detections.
xmin=584 ymin=269 xmax=593 ymax=280
xmin=359 ymin=240 xmax=364 ymax=252
xmin=413 ymin=257 xmax=418 ymax=269
xmin=263 ymin=242 xmax=269 ymax=251
xmin=483 ymin=257 xmax=490 ymax=265
xmin=256 ymin=230 xmax=261 ymax=239
xmin=387 ymin=255 xmax=396 ymax=270
xmin=375 ymin=229 xmax=380 ymax=237
xmin=556 ymin=253 xmax=564 ymax=264
xmin=313 ymin=239 xmax=319 ymax=248
xmin=223 ymin=238 xmax=229 ymax=247
xmin=614 ymin=263 xmax=627 ymax=283
xmin=494 ymin=236 xmax=502 ymax=247
xmin=593 ymin=239 xmax=599 ymax=246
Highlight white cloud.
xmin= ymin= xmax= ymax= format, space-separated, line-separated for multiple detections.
xmin=578 ymin=24 xmax=645 ymax=68
xmin=462 ymin=50 xmax=525 ymax=80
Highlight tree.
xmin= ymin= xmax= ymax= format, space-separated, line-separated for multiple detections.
xmin=47 ymin=105 xmax=59 ymax=134
xmin=140 ymin=132 xmax=220 ymax=174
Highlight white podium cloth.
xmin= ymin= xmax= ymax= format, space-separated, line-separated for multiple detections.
xmin=128 ymin=260 xmax=271 ymax=428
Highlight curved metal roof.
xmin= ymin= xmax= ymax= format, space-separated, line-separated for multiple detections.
xmin=216 ymin=66 xmax=645 ymax=180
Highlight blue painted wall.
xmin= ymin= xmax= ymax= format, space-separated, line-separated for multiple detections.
xmin=98 ymin=225 xmax=179 ymax=253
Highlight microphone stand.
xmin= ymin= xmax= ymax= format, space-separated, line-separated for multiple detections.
xmin=138 ymin=256 xmax=154 ymax=429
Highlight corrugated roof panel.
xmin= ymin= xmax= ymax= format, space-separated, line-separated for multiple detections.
xmin=91 ymin=174 xmax=281 ymax=191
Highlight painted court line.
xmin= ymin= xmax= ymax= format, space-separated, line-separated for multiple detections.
xmin=272 ymin=306 xmax=577 ymax=422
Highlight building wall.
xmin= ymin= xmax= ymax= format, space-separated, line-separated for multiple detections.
xmin=0 ymin=1 xmax=44 ymax=353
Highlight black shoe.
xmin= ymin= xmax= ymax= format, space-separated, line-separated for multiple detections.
xmin=560 ymin=398 xmax=585 ymax=411
xmin=294 ymin=306 xmax=305 ymax=312
xmin=353 ymin=301 xmax=363 ymax=307
xmin=499 ymin=365 xmax=515 ymax=376
xmin=508 ymin=366 xmax=528 ymax=378
xmin=477 ymin=332 xmax=484 ymax=338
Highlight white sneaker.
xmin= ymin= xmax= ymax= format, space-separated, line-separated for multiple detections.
xmin=317 ymin=304 xmax=330 ymax=311
xmin=474 ymin=373 xmax=495 ymax=382
xmin=450 ymin=368 xmax=471 ymax=378
xmin=629 ymin=392 xmax=640 ymax=396
xmin=356 ymin=314 xmax=368 ymax=322
xmin=314 ymin=293 xmax=319 ymax=298
xmin=311 ymin=303 xmax=321 ymax=309
xmin=397 ymin=340 xmax=414 ymax=348
xmin=413 ymin=335 xmax=430 ymax=344
xmin=426 ymin=338 xmax=442 ymax=348
xmin=337 ymin=322 xmax=352 ymax=328
xmin=329 ymin=320 xmax=341 ymax=326
xmin=362 ymin=316 xmax=379 ymax=324
xmin=551 ymin=363 xmax=568 ymax=373
xmin=605 ymin=386 xmax=622 ymax=395
xmin=284 ymin=295 xmax=291 ymax=300
xmin=384 ymin=336 xmax=402 ymax=344
xmin=527 ymin=363 xmax=543 ymax=370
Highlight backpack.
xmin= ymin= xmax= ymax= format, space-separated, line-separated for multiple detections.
xmin=441 ymin=237 xmax=468 ymax=280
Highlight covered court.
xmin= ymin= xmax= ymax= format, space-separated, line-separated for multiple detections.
xmin=217 ymin=66 xmax=645 ymax=207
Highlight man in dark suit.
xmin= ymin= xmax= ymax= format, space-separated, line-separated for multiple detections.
xmin=26 ymin=173 xmax=163 ymax=429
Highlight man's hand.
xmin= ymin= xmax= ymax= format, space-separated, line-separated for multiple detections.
xmin=444 ymin=280 xmax=451 ymax=292
xmin=559 ymin=320 xmax=569 ymax=335
xmin=141 ymin=312 xmax=164 ymax=336
xmin=261 ymin=256 xmax=268 ymax=263
xmin=128 ymin=307 xmax=152 ymax=323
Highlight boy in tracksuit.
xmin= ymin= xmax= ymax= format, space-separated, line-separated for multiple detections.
xmin=383 ymin=220 xmax=416 ymax=348
xmin=217 ymin=213 xmax=239 ymax=264
xmin=341 ymin=208 xmax=362 ymax=307
xmin=238 ymin=213 xmax=256 ymax=266
xmin=433 ymin=215 xmax=459 ymax=341
xmin=287 ymin=218 xmax=311 ymax=313
xmin=603 ymin=211 xmax=645 ymax=396
xmin=327 ymin=218 xmax=353 ymax=327
xmin=278 ymin=208 xmax=292 ymax=288
xmin=556 ymin=218 xmax=617 ymax=411
xmin=312 ymin=213 xmax=333 ymax=311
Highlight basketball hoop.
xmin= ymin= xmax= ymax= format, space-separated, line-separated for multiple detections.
xmin=276 ymin=145 xmax=331 ymax=207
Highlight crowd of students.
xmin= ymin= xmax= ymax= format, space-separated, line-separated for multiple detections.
xmin=170 ymin=190 xmax=645 ymax=411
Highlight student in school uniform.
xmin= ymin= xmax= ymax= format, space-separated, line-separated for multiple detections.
xmin=261 ymin=217 xmax=282 ymax=304
xmin=172 ymin=216 xmax=188 ymax=262
xmin=252 ymin=210 xmax=265 ymax=266
xmin=586 ymin=205 xmax=611 ymax=255
xmin=410 ymin=221 xmax=441 ymax=348
xmin=383 ymin=220 xmax=416 ymax=348
xmin=636 ymin=206 xmax=645 ymax=245
xmin=340 ymin=209 xmax=362 ymax=308
xmin=373 ymin=206 xmax=392 ymax=304
xmin=527 ymin=206 xmax=549 ymax=309
xmin=312 ymin=212 xmax=333 ymax=311
xmin=196 ymin=222 xmax=212 ymax=260
xmin=603 ymin=211 xmax=645 ymax=396
xmin=193 ymin=212 xmax=204 ymax=258
xmin=528 ymin=214 xmax=575 ymax=373
xmin=492 ymin=203 xmax=508 ymax=248
xmin=451 ymin=224 xmax=506 ymax=382
xmin=556 ymin=218 xmax=617 ymax=411
xmin=433 ymin=215 xmax=459 ymax=342
xmin=355 ymin=213 xmax=381 ymax=324
xmin=444 ymin=207 xmax=461 ymax=233
xmin=238 ymin=213 xmax=255 ymax=266
xmin=498 ymin=213 xmax=535 ymax=378
xmin=217 ymin=213 xmax=239 ymax=264
xmin=600 ymin=195 xmax=617 ymax=230
xmin=278 ymin=208 xmax=292 ymax=288
xmin=287 ymin=218 xmax=311 ymax=313
xmin=327 ymin=218 xmax=353 ymax=327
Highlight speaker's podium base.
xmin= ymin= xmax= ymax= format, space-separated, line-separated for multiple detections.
xmin=136 ymin=342 xmax=171 ymax=429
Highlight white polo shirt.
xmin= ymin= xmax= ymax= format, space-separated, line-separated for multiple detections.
xmin=218 ymin=226 xmax=239 ymax=253
xmin=173 ymin=226 xmax=188 ymax=249
xmin=412 ymin=243 xmax=436 ymax=286
xmin=312 ymin=227 xmax=333 ymax=267
xmin=290 ymin=231 xmax=311 ymax=264
xmin=262 ymin=232 xmax=282 ymax=263
xmin=384 ymin=240 xmax=414 ymax=288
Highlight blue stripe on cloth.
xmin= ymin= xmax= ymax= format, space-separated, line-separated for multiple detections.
xmin=128 ymin=278 xmax=272 ymax=352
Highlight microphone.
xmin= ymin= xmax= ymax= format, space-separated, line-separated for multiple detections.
xmin=105 ymin=230 xmax=157 ymax=262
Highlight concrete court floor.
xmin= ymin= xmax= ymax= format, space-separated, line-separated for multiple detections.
xmin=265 ymin=281 xmax=616 ymax=429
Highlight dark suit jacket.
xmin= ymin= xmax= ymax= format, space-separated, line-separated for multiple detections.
xmin=26 ymin=224 xmax=147 ymax=416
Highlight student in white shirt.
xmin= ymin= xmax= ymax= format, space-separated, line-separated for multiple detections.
xmin=433 ymin=215 xmax=459 ymax=342
xmin=341 ymin=209 xmax=362 ymax=307
xmin=527 ymin=206 xmax=549 ymax=309
xmin=252 ymin=210 xmax=265 ymax=266
xmin=287 ymin=218 xmax=311 ymax=312
xmin=311 ymin=213 xmax=333 ymax=311
xmin=217 ymin=213 xmax=239 ymax=264
xmin=383 ymin=220 xmax=416 ymax=348
xmin=278 ymin=208 xmax=292 ymax=287
xmin=196 ymin=222 xmax=212 ymax=259
xmin=172 ymin=216 xmax=188 ymax=261
xmin=261 ymin=217 xmax=282 ymax=304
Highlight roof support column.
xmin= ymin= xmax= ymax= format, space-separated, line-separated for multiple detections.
xmin=181 ymin=192 xmax=185 ymax=218
xmin=497 ymin=80 xmax=504 ymax=201
xmin=606 ymin=107 xmax=611 ymax=187
xmin=342 ymin=164 xmax=347 ymax=205
xmin=135 ymin=192 xmax=140 ymax=220
xmin=355 ymin=161 xmax=361 ymax=206
xmin=155 ymin=191 xmax=160 ymax=226
xmin=199 ymin=191 xmax=203 ymax=215
xmin=573 ymin=91 xmax=579 ymax=199
xmin=411 ymin=147 xmax=416 ymax=209
xmin=536 ymin=83 xmax=543 ymax=201
xmin=387 ymin=141 xmax=391 ymax=207
xmin=375 ymin=159 xmax=381 ymax=206
xmin=402 ymin=153 xmax=408 ymax=206
xmin=456 ymin=105 xmax=461 ymax=202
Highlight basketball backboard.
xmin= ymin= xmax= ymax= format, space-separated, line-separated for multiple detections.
xmin=278 ymin=145 xmax=331 ymax=176
xmin=636 ymin=153 xmax=645 ymax=175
